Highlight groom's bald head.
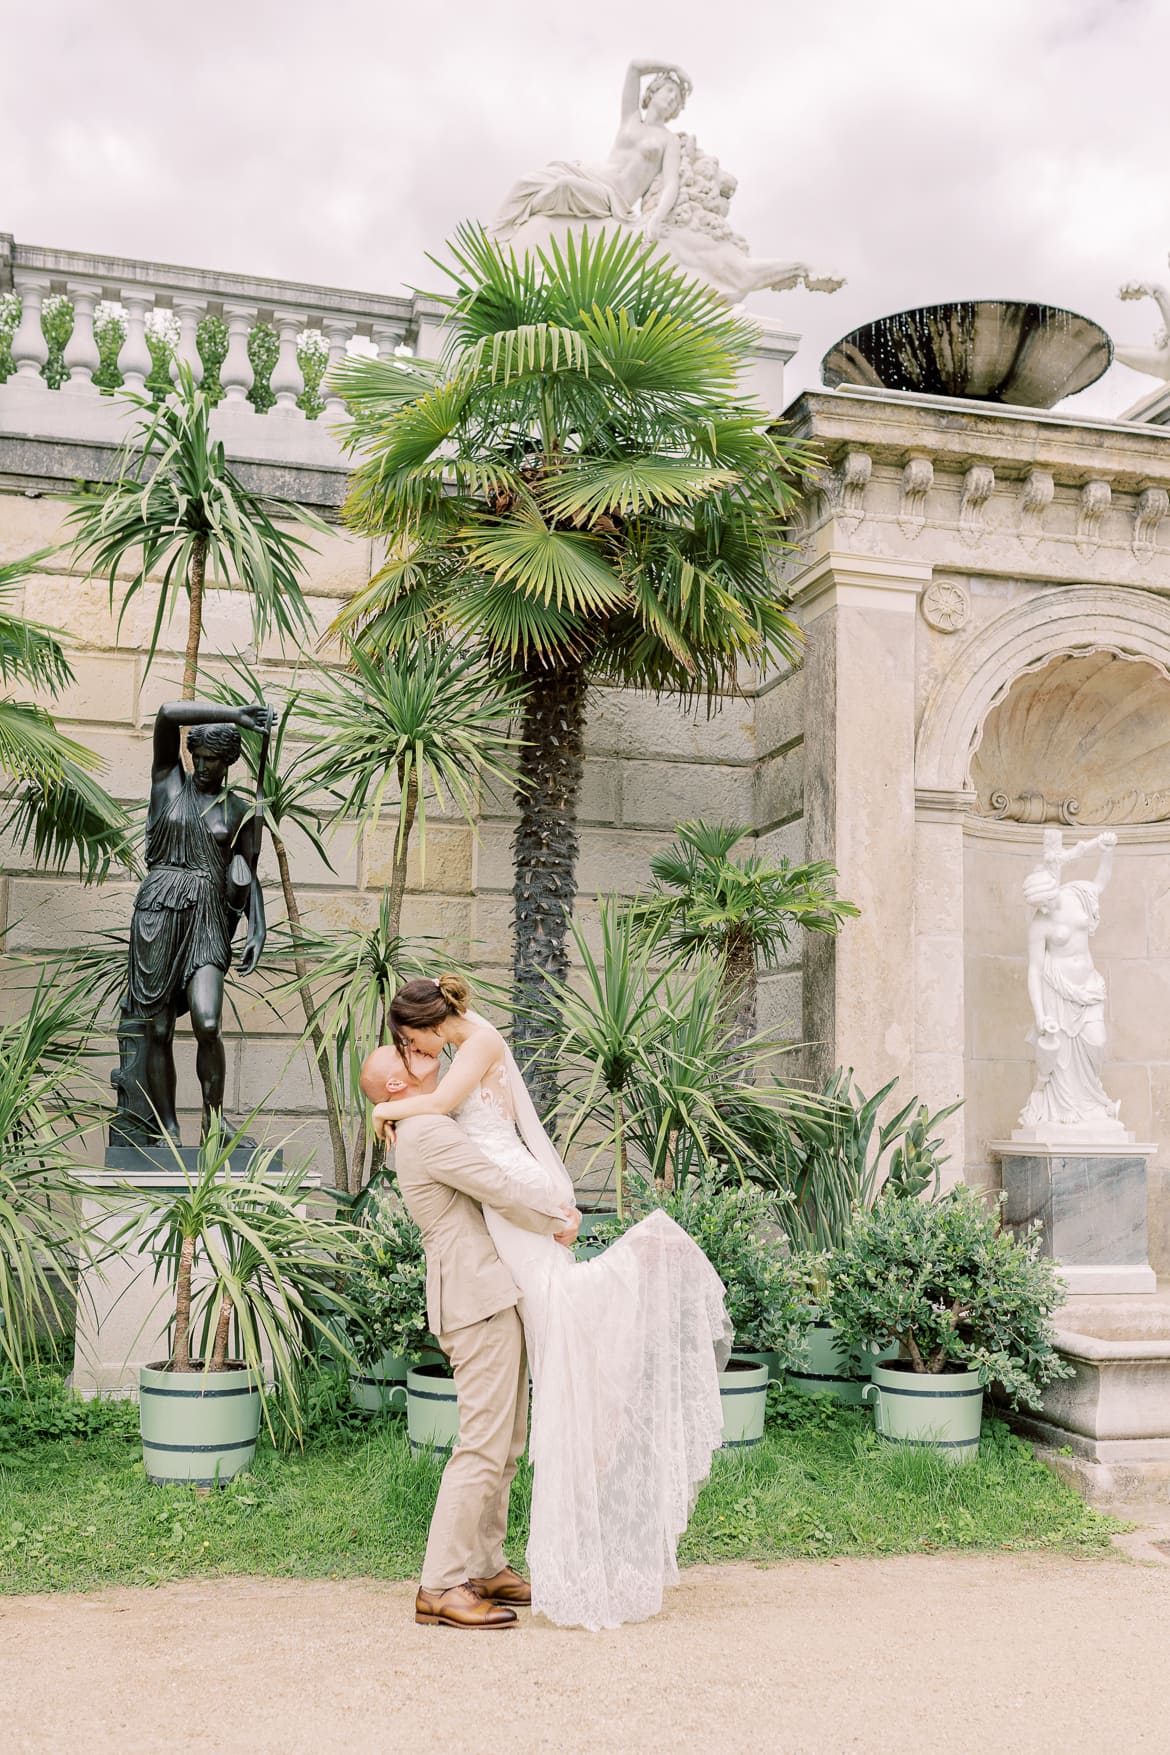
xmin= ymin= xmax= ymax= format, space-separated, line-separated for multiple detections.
xmin=359 ymin=1042 xmax=440 ymax=1104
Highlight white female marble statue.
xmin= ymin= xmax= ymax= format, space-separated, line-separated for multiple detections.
xmin=1015 ymin=828 xmax=1126 ymax=1139
xmin=489 ymin=59 xmax=844 ymax=307
xmin=1117 ymin=260 xmax=1170 ymax=380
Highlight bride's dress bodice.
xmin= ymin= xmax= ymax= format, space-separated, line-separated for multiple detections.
xmin=449 ymin=1075 xmax=731 ymax=1632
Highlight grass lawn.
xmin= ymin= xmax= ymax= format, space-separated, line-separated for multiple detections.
xmin=0 ymin=1370 xmax=1119 ymax=1596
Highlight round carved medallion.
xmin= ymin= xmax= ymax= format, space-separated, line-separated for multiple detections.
xmin=921 ymin=579 xmax=970 ymax=633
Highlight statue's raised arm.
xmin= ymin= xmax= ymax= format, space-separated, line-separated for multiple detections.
xmin=1116 ymin=255 xmax=1170 ymax=381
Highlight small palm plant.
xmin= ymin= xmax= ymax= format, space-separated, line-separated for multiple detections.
xmin=0 ymin=552 xmax=133 ymax=881
xmin=632 ymin=819 xmax=858 ymax=1043
xmin=65 ymin=365 xmax=325 ymax=697
xmin=0 ymin=976 xmax=105 ymax=1376
xmin=121 ymin=1117 xmax=359 ymax=1444
xmin=332 ymin=225 xmax=820 ymax=1110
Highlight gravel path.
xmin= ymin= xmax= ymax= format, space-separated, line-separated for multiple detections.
xmin=3 ymin=1552 xmax=1168 ymax=1754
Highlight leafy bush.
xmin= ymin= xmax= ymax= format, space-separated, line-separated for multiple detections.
xmin=0 ymin=1370 xmax=139 ymax=1451
xmin=347 ymin=1186 xmax=430 ymax=1369
xmin=599 ymin=1177 xmax=812 ymax=1364
xmin=825 ymin=1185 xmax=1073 ymax=1406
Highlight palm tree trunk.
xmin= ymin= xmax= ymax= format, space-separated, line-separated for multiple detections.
xmin=385 ymin=766 xmax=419 ymax=941
xmin=181 ymin=533 xmax=207 ymax=700
xmin=209 ymin=1295 xmax=233 ymax=1370
xmin=721 ymin=928 xmax=758 ymax=1047
xmin=171 ymin=1235 xmax=195 ymax=1370
xmin=512 ymin=659 xmax=588 ymax=1117
xmin=271 ymin=828 xmax=348 ymax=1192
xmin=614 ymin=1087 xmax=627 ymax=1223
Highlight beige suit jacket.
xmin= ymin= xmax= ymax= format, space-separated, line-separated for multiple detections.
xmin=393 ymin=1113 xmax=567 ymax=1336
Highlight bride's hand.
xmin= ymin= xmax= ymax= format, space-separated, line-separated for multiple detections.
xmin=553 ymin=1206 xmax=582 ymax=1249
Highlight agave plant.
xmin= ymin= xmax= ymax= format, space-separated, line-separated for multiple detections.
xmin=0 ymin=552 xmax=134 ymax=881
xmin=0 ymin=976 xmax=106 ymax=1376
xmin=632 ymin=819 xmax=858 ymax=1043
xmin=65 ymin=364 xmax=326 ymax=696
xmin=332 ymin=225 xmax=819 ymax=1110
xmin=115 ymin=1116 xmax=359 ymax=1442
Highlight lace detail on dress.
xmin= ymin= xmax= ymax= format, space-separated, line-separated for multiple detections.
xmin=453 ymin=1084 xmax=732 ymax=1632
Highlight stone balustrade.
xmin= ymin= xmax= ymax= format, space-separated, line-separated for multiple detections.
xmin=0 ymin=233 xmax=453 ymax=472
xmin=0 ymin=232 xmax=796 ymax=475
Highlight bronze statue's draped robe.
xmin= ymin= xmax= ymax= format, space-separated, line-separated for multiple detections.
xmin=126 ymin=774 xmax=236 ymax=1017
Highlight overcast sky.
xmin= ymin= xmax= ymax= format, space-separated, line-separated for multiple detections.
xmin=5 ymin=0 xmax=1170 ymax=415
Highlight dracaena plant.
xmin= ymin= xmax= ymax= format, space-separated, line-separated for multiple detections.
xmin=0 ymin=551 xmax=134 ymax=881
xmin=331 ymin=224 xmax=820 ymax=1112
xmin=65 ymin=364 xmax=326 ymax=698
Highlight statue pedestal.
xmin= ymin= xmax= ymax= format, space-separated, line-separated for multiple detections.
xmin=993 ymin=1140 xmax=1157 ymax=1296
xmin=71 ymin=1145 xmax=285 ymax=1399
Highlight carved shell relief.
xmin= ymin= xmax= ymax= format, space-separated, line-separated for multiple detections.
xmin=970 ymin=650 xmax=1170 ymax=825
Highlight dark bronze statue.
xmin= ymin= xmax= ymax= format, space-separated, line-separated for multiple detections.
xmin=111 ymin=700 xmax=274 ymax=1148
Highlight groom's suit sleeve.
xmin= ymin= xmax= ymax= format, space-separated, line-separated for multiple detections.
xmin=395 ymin=1115 xmax=568 ymax=1235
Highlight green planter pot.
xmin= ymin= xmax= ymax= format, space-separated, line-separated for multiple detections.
xmin=139 ymin=1361 xmax=261 ymax=1487
xmin=862 ymin=1360 xmax=984 ymax=1463
xmin=788 ymin=1321 xmax=896 ymax=1404
xmin=407 ymin=1361 xmax=460 ymax=1457
xmin=732 ymin=1344 xmax=781 ymax=1383
xmin=719 ymin=1356 xmax=769 ymax=1448
xmin=349 ymin=1350 xmax=410 ymax=1414
xmin=574 ymin=1206 xmax=618 ymax=1262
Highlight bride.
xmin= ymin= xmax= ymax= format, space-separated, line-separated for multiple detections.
xmin=371 ymin=972 xmax=732 ymax=1631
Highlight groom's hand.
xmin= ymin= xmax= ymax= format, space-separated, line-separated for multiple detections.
xmin=553 ymin=1206 xmax=581 ymax=1249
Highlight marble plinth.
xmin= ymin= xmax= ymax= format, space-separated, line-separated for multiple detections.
xmin=994 ymin=1142 xmax=1156 ymax=1296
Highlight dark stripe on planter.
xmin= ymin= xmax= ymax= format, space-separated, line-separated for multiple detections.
xmin=876 ymin=1434 xmax=979 ymax=1449
xmin=410 ymin=1386 xmax=456 ymax=1403
xmin=354 ymin=1374 xmax=403 ymax=1388
xmin=140 ymin=1383 xmax=257 ymax=1399
xmin=787 ymin=1370 xmax=853 ymax=1384
xmin=721 ymin=1437 xmax=762 ymax=1448
xmin=874 ymin=1383 xmax=983 ymax=1400
xmin=720 ymin=1383 xmax=768 ymax=1396
xmin=410 ymin=1442 xmax=453 ymax=1456
xmin=141 ymin=1437 xmax=257 ymax=1453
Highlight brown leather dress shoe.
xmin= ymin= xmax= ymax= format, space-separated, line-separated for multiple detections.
xmin=468 ymin=1565 xmax=532 ymax=1606
xmin=414 ymin=1583 xmax=517 ymax=1629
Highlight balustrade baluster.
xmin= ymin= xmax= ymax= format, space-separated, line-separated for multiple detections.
xmin=10 ymin=272 xmax=51 ymax=384
xmin=62 ymin=281 xmax=101 ymax=393
xmin=117 ymin=290 xmax=153 ymax=394
xmin=371 ymin=320 xmax=407 ymax=361
xmin=171 ymin=296 xmax=207 ymax=387
xmin=321 ymin=315 xmax=356 ymax=416
xmin=220 ymin=303 xmax=256 ymax=404
xmin=270 ymin=308 xmax=307 ymax=413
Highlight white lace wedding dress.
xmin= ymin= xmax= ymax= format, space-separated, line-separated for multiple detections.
xmin=452 ymin=1044 xmax=732 ymax=1632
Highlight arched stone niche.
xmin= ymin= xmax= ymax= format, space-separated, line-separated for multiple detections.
xmin=970 ymin=651 xmax=1170 ymax=827
xmin=911 ymin=585 xmax=1170 ymax=1272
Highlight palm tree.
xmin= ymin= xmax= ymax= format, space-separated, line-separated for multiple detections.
xmin=65 ymin=364 xmax=325 ymax=701
xmin=331 ymin=225 xmax=819 ymax=1111
xmin=632 ymin=819 xmax=859 ymax=1042
xmin=0 ymin=552 xmax=133 ymax=881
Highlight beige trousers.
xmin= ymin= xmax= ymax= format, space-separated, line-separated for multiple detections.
xmin=420 ymin=1304 xmax=528 ymax=1592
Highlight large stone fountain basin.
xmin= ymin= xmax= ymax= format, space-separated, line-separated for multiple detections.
xmin=821 ymin=300 xmax=1113 ymax=408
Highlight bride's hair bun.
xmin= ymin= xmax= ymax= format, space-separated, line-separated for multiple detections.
xmin=436 ymin=972 xmax=471 ymax=1015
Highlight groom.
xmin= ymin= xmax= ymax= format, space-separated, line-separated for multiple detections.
xmin=360 ymin=1043 xmax=579 ymax=1629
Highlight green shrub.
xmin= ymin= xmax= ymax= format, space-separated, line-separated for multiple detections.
xmin=599 ymin=1176 xmax=812 ymax=1364
xmin=347 ymin=1187 xmax=430 ymax=1369
xmin=825 ymin=1185 xmax=1073 ymax=1406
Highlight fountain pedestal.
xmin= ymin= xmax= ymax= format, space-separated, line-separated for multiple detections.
xmin=994 ymin=1140 xmax=1156 ymax=1296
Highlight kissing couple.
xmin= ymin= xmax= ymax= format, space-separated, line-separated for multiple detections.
xmin=360 ymin=973 xmax=733 ymax=1633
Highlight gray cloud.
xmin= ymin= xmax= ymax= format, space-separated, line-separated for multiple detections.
xmin=5 ymin=0 xmax=1170 ymax=414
